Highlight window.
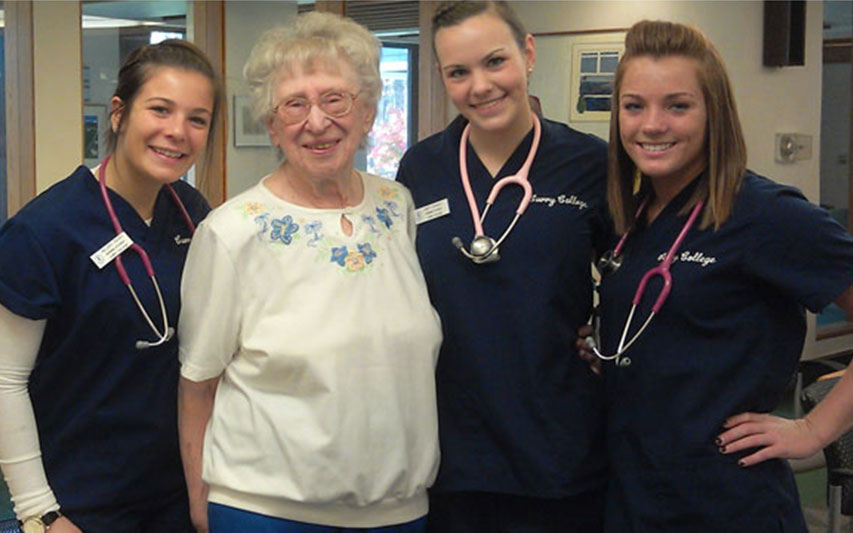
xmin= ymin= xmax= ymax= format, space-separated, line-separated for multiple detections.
xmin=344 ymin=1 xmax=419 ymax=179
xmin=81 ymin=1 xmax=187 ymax=168
xmin=816 ymin=3 xmax=852 ymax=339
xmin=367 ymin=43 xmax=417 ymax=178
xmin=0 ymin=1 xmax=6 ymax=224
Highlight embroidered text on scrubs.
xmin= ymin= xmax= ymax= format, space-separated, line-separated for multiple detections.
xmin=656 ymin=250 xmax=717 ymax=267
xmin=530 ymin=194 xmax=588 ymax=210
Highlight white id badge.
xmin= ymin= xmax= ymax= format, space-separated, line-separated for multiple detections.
xmin=90 ymin=231 xmax=133 ymax=269
xmin=415 ymin=199 xmax=450 ymax=225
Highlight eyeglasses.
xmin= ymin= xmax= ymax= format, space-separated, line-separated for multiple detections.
xmin=273 ymin=90 xmax=360 ymax=125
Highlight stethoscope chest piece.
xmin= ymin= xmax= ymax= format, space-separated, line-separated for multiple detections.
xmin=453 ymin=113 xmax=541 ymax=265
xmin=597 ymin=249 xmax=623 ymax=276
xmin=470 ymin=235 xmax=500 ymax=263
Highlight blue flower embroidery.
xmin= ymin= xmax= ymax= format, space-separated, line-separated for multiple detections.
xmin=383 ymin=200 xmax=401 ymax=218
xmin=357 ymin=243 xmax=377 ymax=264
xmin=330 ymin=246 xmax=348 ymax=266
xmin=376 ymin=207 xmax=393 ymax=229
xmin=254 ymin=213 xmax=270 ymax=239
xmin=361 ymin=215 xmax=379 ymax=233
xmin=304 ymin=220 xmax=323 ymax=247
xmin=270 ymin=215 xmax=299 ymax=245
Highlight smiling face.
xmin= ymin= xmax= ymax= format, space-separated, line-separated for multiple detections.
xmin=267 ymin=59 xmax=374 ymax=182
xmin=618 ymin=55 xmax=708 ymax=195
xmin=111 ymin=66 xmax=214 ymax=185
xmin=434 ymin=11 xmax=534 ymax=138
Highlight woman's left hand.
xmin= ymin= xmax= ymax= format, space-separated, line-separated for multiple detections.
xmin=575 ymin=324 xmax=601 ymax=376
xmin=716 ymin=412 xmax=824 ymax=467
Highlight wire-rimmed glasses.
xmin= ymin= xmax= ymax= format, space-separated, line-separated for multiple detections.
xmin=273 ymin=90 xmax=360 ymax=125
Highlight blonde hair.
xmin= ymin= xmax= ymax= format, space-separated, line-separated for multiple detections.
xmin=243 ymin=12 xmax=381 ymax=124
xmin=608 ymin=20 xmax=747 ymax=233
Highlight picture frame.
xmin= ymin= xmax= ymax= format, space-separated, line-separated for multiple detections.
xmin=569 ymin=35 xmax=626 ymax=123
xmin=233 ymin=94 xmax=270 ymax=147
xmin=83 ymin=104 xmax=107 ymax=168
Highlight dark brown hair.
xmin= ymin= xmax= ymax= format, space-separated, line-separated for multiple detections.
xmin=608 ymin=20 xmax=747 ymax=233
xmin=431 ymin=1 xmax=527 ymax=57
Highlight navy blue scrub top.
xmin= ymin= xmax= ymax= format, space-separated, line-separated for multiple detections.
xmin=0 ymin=166 xmax=210 ymax=513
xmin=597 ymin=172 xmax=853 ymax=531
xmin=397 ymin=115 xmax=611 ymax=498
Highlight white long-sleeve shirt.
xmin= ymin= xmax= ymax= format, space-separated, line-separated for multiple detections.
xmin=0 ymin=304 xmax=59 ymax=520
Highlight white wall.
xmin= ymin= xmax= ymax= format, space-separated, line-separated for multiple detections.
xmin=224 ymin=0 xmax=298 ymax=197
xmin=516 ymin=0 xmax=824 ymax=201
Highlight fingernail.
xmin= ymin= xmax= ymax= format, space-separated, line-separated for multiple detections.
xmin=738 ymin=460 xmax=745 ymax=468
xmin=718 ymin=445 xmax=725 ymax=453
xmin=715 ymin=437 xmax=722 ymax=445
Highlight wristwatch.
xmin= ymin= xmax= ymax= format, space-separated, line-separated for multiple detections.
xmin=19 ymin=511 xmax=61 ymax=533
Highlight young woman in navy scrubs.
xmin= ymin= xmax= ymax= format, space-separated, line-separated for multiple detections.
xmin=580 ymin=20 xmax=853 ymax=531
xmin=0 ymin=41 xmax=222 ymax=533
xmin=396 ymin=2 xmax=610 ymax=531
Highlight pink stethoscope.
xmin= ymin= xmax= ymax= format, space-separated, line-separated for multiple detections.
xmin=452 ymin=113 xmax=541 ymax=264
xmin=587 ymin=198 xmax=704 ymax=366
xmin=98 ymin=155 xmax=195 ymax=350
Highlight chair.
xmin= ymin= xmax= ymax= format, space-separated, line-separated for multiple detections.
xmin=802 ymin=376 xmax=853 ymax=533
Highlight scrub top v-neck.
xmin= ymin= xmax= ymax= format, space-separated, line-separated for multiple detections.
xmin=0 ymin=166 xmax=210 ymax=513
xmin=597 ymin=172 xmax=853 ymax=531
xmin=397 ymin=115 xmax=611 ymax=498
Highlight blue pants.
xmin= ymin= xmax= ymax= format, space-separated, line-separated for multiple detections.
xmin=426 ymin=489 xmax=606 ymax=533
xmin=208 ymin=503 xmax=427 ymax=533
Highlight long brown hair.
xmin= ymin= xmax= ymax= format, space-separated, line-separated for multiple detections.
xmin=608 ymin=20 xmax=746 ymax=233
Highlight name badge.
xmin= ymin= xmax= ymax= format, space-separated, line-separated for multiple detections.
xmin=415 ymin=199 xmax=450 ymax=225
xmin=90 ymin=231 xmax=133 ymax=269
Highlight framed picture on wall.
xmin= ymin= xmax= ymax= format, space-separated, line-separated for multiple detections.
xmin=233 ymin=95 xmax=270 ymax=147
xmin=83 ymin=104 xmax=106 ymax=168
xmin=569 ymin=35 xmax=625 ymax=122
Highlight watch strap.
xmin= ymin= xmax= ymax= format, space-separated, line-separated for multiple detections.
xmin=41 ymin=511 xmax=61 ymax=527
xmin=19 ymin=510 xmax=61 ymax=533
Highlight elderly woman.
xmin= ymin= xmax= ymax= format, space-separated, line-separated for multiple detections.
xmin=177 ymin=12 xmax=442 ymax=533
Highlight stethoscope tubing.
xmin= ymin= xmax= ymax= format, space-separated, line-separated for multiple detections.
xmin=456 ymin=113 xmax=541 ymax=262
xmin=591 ymin=199 xmax=704 ymax=363
xmin=97 ymin=155 xmax=195 ymax=349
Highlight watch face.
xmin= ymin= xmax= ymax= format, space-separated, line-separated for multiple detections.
xmin=21 ymin=518 xmax=46 ymax=533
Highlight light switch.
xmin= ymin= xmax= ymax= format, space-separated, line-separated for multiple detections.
xmin=775 ymin=133 xmax=812 ymax=164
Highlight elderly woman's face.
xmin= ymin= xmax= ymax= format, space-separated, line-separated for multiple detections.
xmin=267 ymin=59 xmax=374 ymax=181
